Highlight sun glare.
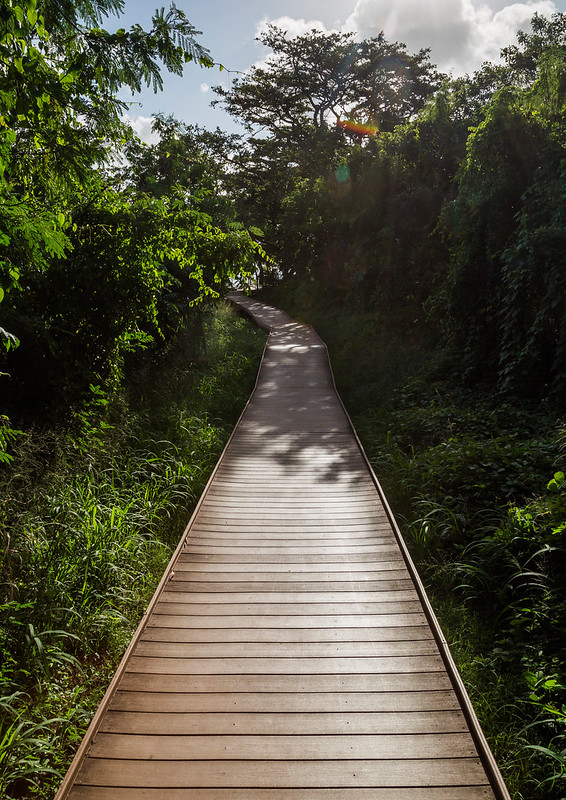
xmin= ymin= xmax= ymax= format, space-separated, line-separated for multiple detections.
xmin=337 ymin=118 xmax=380 ymax=135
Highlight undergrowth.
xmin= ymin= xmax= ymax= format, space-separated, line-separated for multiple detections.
xmin=0 ymin=301 xmax=266 ymax=799
xmin=357 ymin=389 xmax=565 ymax=799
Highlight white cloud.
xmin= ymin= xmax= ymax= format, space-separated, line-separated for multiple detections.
xmin=344 ymin=0 xmax=558 ymax=73
xmin=256 ymin=15 xmax=331 ymax=40
xmin=468 ymin=2 xmax=558 ymax=67
xmin=123 ymin=115 xmax=160 ymax=145
xmin=200 ymin=83 xmax=210 ymax=93
xmin=257 ymin=2 xmax=559 ymax=76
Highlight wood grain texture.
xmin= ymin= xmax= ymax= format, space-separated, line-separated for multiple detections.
xmin=99 ymin=711 xmax=468 ymax=735
xmin=141 ymin=625 xmax=434 ymax=642
xmin=56 ymin=294 xmax=507 ymax=800
xmin=107 ymin=689 xmax=461 ymax=713
xmin=74 ymin=757 xmax=490 ymax=788
xmin=68 ymin=788 xmax=495 ymax=800
xmin=117 ymin=671 xmax=455 ymax=693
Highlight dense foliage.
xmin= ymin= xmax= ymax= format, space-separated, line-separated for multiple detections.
xmin=0 ymin=1 xmax=268 ymax=796
xmin=220 ymin=13 xmax=566 ymax=402
xmin=0 ymin=0 xmax=266 ymax=426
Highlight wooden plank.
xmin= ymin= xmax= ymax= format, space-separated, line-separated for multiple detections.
xmin=186 ymin=525 xmax=390 ymax=534
xmin=214 ymin=459 xmax=368 ymax=468
xmin=158 ymin=590 xmax=418 ymax=604
xmin=217 ymin=444 xmax=363 ymax=451
xmin=184 ymin=534 xmax=396 ymax=544
xmin=141 ymin=626 xmax=434 ymax=643
xmin=133 ymin=640 xmax=439 ymax=658
xmin=175 ymin=553 xmax=403 ymax=563
xmin=205 ymin=486 xmax=379 ymax=496
xmin=206 ymin=483 xmax=377 ymax=493
xmin=196 ymin=507 xmax=385 ymax=517
xmin=125 ymin=655 xmax=446 ymax=674
xmin=193 ymin=512 xmax=387 ymax=522
xmin=100 ymin=710 xmax=467 ymax=735
xmin=173 ymin=560 xmax=406 ymax=573
xmin=89 ymin=732 xmax=477 ymax=760
xmin=165 ymin=580 xmax=416 ymax=592
xmin=117 ymin=672 xmax=454 ymax=693
xmin=182 ymin=545 xmax=397 ymax=555
xmin=186 ymin=524 xmax=393 ymax=534
xmin=69 ymin=787 xmax=495 ymax=799
xmin=75 ymin=758 xmax=491 ymax=788
xmin=199 ymin=496 xmax=383 ymax=506
xmin=168 ymin=568 xmax=409 ymax=580
xmin=147 ymin=613 xmax=429 ymax=628
xmin=153 ymin=601 xmax=423 ymax=615
xmin=186 ymin=526 xmax=392 ymax=535
xmin=183 ymin=541 xmax=396 ymax=551
xmin=108 ymin=689 xmax=461 ymax=713
xmin=189 ymin=514 xmax=390 ymax=522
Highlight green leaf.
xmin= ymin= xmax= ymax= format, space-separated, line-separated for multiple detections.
xmin=0 ymin=326 xmax=19 ymax=350
xmin=547 ymin=471 xmax=565 ymax=493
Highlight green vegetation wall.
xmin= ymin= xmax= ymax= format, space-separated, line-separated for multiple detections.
xmin=218 ymin=12 xmax=566 ymax=405
xmin=0 ymin=1 xmax=267 ymax=432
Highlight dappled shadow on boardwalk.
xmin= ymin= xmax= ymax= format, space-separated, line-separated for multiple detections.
xmin=220 ymin=311 xmax=368 ymax=491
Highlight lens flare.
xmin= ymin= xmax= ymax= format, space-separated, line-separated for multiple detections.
xmin=337 ymin=118 xmax=380 ymax=136
xmin=383 ymin=9 xmax=398 ymax=39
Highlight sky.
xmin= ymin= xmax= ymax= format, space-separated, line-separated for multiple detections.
xmin=113 ymin=0 xmax=566 ymax=142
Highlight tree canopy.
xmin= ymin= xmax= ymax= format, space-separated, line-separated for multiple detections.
xmin=0 ymin=1 xmax=267 ymax=422
xmin=214 ymin=24 xmax=441 ymax=136
xmin=211 ymin=17 xmax=566 ymax=401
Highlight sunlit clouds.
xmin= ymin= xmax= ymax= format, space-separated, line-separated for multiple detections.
xmin=123 ymin=115 xmax=160 ymax=145
xmin=256 ymin=15 xmax=333 ymax=39
xmin=344 ymin=0 xmax=476 ymax=66
xmin=258 ymin=0 xmax=559 ymax=75
xmin=350 ymin=0 xmax=559 ymax=73
xmin=466 ymin=1 xmax=558 ymax=68
xmin=348 ymin=0 xmax=560 ymax=72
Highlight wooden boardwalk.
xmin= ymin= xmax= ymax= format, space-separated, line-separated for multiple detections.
xmin=56 ymin=294 xmax=510 ymax=799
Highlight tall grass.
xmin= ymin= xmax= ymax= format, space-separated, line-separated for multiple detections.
xmin=0 ymin=301 xmax=266 ymax=799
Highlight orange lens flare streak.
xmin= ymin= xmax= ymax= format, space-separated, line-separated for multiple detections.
xmin=337 ymin=119 xmax=380 ymax=136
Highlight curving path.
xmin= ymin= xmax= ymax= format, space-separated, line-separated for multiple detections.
xmin=55 ymin=293 xmax=510 ymax=799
